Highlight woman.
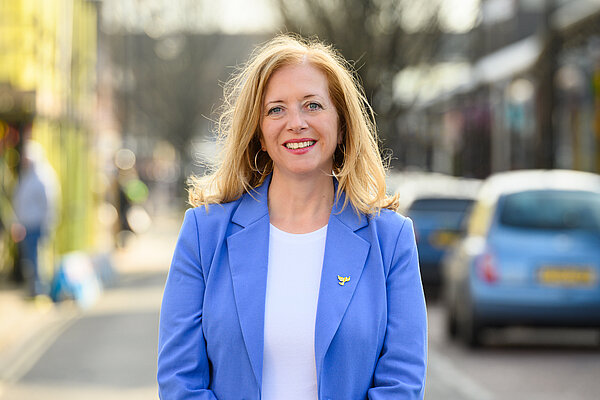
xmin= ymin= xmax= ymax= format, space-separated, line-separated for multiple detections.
xmin=158 ymin=34 xmax=427 ymax=400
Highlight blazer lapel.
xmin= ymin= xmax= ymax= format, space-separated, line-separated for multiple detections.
xmin=226 ymin=177 xmax=270 ymax=388
xmin=314 ymin=193 xmax=370 ymax=375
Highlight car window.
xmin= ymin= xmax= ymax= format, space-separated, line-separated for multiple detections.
xmin=407 ymin=198 xmax=475 ymax=232
xmin=499 ymin=190 xmax=600 ymax=231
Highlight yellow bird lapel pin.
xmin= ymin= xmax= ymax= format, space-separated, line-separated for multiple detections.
xmin=337 ymin=275 xmax=350 ymax=286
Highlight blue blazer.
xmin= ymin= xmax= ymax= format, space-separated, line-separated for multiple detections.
xmin=158 ymin=176 xmax=427 ymax=399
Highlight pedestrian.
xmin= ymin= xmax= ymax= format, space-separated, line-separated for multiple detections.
xmin=12 ymin=140 xmax=60 ymax=297
xmin=158 ymin=34 xmax=427 ymax=399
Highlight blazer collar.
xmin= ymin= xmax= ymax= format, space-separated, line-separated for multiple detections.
xmin=231 ymin=174 xmax=271 ymax=228
xmin=231 ymin=173 xmax=369 ymax=231
xmin=330 ymin=179 xmax=368 ymax=231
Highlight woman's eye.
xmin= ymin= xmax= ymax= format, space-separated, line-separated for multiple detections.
xmin=267 ymin=106 xmax=282 ymax=115
xmin=307 ymin=102 xmax=322 ymax=111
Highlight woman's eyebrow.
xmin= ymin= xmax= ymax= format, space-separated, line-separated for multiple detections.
xmin=264 ymin=94 xmax=324 ymax=106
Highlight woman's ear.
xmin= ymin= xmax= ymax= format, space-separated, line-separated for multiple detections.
xmin=259 ymin=136 xmax=266 ymax=151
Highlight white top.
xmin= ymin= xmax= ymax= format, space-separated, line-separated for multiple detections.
xmin=261 ymin=224 xmax=328 ymax=400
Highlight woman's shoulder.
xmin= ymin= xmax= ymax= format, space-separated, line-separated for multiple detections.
xmin=186 ymin=197 xmax=243 ymax=223
xmin=178 ymin=199 xmax=244 ymax=249
xmin=370 ymin=208 xmax=412 ymax=234
xmin=368 ymin=209 xmax=417 ymax=267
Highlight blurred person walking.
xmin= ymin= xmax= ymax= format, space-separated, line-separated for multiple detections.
xmin=158 ymin=34 xmax=427 ymax=400
xmin=11 ymin=140 xmax=60 ymax=297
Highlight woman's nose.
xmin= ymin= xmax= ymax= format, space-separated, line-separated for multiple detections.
xmin=287 ymin=108 xmax=308 ymax=133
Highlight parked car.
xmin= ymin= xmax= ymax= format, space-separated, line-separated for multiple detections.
xmin=443 ymin=170 xmax=600 ymax=347
xmin=388 ymin=172 xmax=481 ymax=289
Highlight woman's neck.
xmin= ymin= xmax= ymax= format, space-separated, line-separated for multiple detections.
xmin=267 ymin=171 xmax=334 ymax=234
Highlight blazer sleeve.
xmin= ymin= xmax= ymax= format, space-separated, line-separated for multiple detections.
xmin=368 ymin=217 xmax=428 ymax=400
xmin=158 ymin=208 xmax=217 ymax=400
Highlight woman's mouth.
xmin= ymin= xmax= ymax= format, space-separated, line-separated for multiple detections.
xmin=284 ymin=140 xmax=316 ymax=150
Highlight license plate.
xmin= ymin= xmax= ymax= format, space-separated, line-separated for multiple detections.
xmin=538 ymin=267 xmax=596 ymax=286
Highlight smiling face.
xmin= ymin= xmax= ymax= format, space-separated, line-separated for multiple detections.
xmin=259 ymin=62 xmax=340 ymax=180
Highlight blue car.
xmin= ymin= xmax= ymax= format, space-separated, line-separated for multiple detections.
xmin=388 ymin=172 xmax=480 ymax=290
xmin=443 ymin=170 xmax=600 ymax=347
xmin=406 ymin=197 xmax=474 ymax=287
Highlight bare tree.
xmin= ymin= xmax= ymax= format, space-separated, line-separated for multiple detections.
xmin=107 ymin=33 xmax=268 ymax=177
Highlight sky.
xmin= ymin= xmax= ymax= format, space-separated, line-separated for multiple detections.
xmin=100 ymin=0 xmax=480 ymax=36
xmin=100 ymin=0 xmax=282 ymax=35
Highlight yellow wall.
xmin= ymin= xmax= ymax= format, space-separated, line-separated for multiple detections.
xmin=0 ymin=0 xmax=100 ymax=277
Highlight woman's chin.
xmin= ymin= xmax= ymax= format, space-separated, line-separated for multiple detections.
xmin=274 ymin=165 xmax=333 ymax=179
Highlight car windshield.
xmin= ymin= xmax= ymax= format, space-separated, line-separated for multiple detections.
xmin=499 ymin=190 xmax=600 ymax=231
xmin=408 ymin=198 xmax=473 ymax=213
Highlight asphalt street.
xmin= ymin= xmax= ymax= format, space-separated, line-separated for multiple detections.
xmin=0 ymin=270 xmax=165 ymax=399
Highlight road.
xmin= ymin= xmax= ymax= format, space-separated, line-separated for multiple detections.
xmin=425 ymin=300 xmax=600 ymax=400
xmin=0 ymin=270 xmax=166 ymax=400
xmin=1 ymin=217 xmax=599 ymax=399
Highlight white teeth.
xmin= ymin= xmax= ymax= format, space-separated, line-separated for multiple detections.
xmin=285 ymin=140 xmax=315 ymax=149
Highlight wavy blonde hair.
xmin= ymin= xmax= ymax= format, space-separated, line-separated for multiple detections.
xmin=189 ymin=34 xmax=399 ymax=214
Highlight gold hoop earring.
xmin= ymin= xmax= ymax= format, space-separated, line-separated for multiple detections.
xmin=253 ymin=150 xmax=268 ymax=176
xmin=333 ymin=143 xmax=346 ymax=169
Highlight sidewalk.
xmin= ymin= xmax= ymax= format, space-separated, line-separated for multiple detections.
xmin=112 ymin=211 xmax=181 ymax=276
xmin=0 ymin=210 xmax=183 ymax=382
xmin=0 ymin=282 xmax=61 ymax=358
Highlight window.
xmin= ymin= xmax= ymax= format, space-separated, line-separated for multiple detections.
xmin=499 ymin=190 xmax=600 ymax=231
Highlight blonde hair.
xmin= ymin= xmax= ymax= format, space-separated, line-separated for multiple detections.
xmin=189 ymin=34 xmax=399 ymax=214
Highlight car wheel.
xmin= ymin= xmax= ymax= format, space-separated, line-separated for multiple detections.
xmin=457 ymin=292 xmax=483 ymax=348
xmin=446 ymin=301 xmax=458 ymax=339
xmin=458 ymin=308 xmax=482 ymax=348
